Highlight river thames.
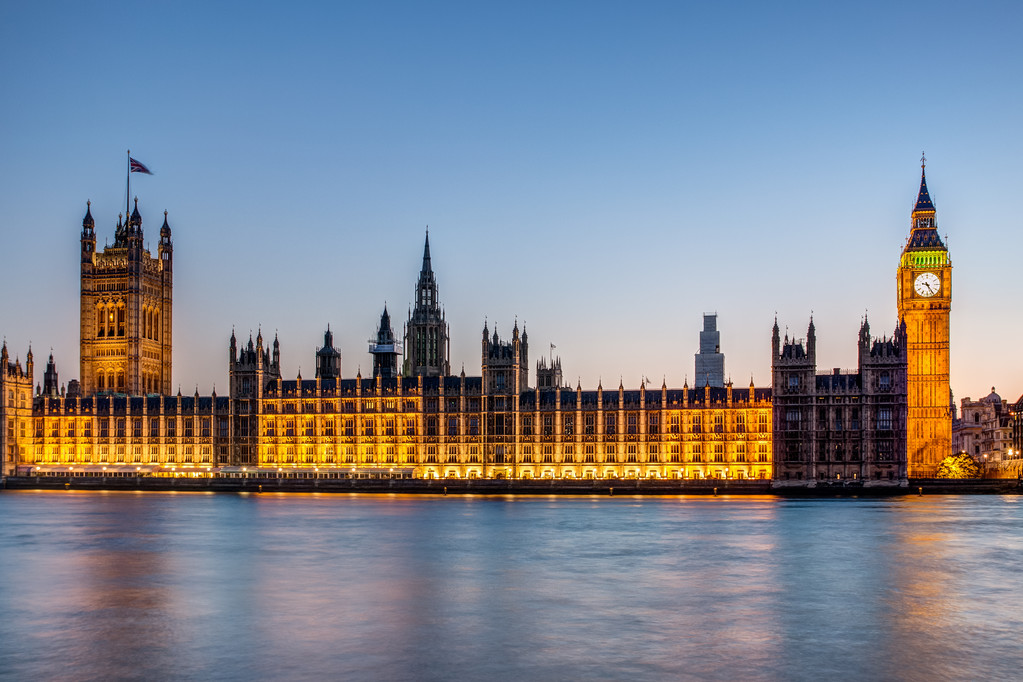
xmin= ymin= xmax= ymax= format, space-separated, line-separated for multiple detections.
xmin=0 ymin=492 xmax=1020 ymax=681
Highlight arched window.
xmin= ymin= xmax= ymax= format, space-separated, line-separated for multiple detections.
xmin=97 ymin=307 xmax=105 ymax=337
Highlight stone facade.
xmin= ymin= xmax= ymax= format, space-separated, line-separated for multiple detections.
xmin=18 ymin=356 xmax=773 ymax=481
xmin=1 ymin=344 xmax=34 ymax=476
xmin=79 ymin=200 xmax=173 ymax=396
xmin=953 ymin=389 xmax=1015 ymax=476
xmin=0 ymin=164 xmax=969 ymax=483
xmin=897 ymin=162 xmax=953 ymax=477
xmin=13 ymin=229 xmax=772 ymax=480
xmin=771 ymin=317 xmax=909 ymax=486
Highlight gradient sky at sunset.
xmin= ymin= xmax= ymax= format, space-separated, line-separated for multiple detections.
xmin=1 ymin=1 xmax=1020 ymax=404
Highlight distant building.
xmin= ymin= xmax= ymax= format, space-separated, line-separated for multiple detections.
xmin=953 ymin=389 xmax=1014 ymax=475
xmin=771 ymin=317 xmax=908 ymax=486
xmin=694 ymin=314 xmax=725 ymax=388
xmin=1010 ymin=395 xmax=1023 ymax=477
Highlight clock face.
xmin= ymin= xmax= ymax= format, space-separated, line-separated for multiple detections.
xmin=914 ymin=272 xmax=941 ymax=297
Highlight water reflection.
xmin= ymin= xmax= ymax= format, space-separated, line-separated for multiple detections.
xmin=0 ymin=492 xmax=1020 ymax=681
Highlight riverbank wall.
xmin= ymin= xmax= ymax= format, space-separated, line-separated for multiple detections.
xmin=2 ymin=476 xmax=1017 ymax=496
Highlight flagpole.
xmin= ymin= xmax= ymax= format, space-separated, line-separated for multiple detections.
xmin=126 ymin=149 xmax=131 ymax=220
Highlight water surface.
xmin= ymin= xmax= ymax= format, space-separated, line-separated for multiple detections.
xmin=0 ymin=491 xmax=1020 ymax=681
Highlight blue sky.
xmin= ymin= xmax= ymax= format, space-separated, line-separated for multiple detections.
xmin=1 ymin=1 xmax=1020 ymax=405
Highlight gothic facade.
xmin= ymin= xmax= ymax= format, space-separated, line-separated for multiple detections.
xmin=18 ymin=350 xmax=773 ymax=481
xmin=1 ymin=165 xmax=956 ymax=484
xmin=0 ymin=344 xmax=34 ymax=476
xmin=12 ymin=220 xmax=772 ymax=480
xmin=897 ymin=162 xmax=953 ymax=476
xmin=79 ymin=199 xmax=173 ymax=396
xmin=771 ymin=317 xmax=909 ymax=485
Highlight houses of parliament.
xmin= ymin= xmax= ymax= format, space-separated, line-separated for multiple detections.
xmin=1 ymin=165 xmax=954 ymax=484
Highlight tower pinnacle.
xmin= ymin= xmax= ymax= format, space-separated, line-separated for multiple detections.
xmin=422 ymin=228 xmax=432 ymax=273
xmin=914 ymin=155 xmax=935 ymax=214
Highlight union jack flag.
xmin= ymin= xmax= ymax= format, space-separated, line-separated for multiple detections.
xmin=129 ymin=157 xmax=153 ymax=174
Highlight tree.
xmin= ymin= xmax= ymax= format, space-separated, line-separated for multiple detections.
xmin=935 ymin=452 xmax=981 ymax=479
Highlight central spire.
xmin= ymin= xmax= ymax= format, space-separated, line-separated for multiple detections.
xmin=405 ymin=231 xmax=449 ymax=377
xmin=413 ymin=229 xmax=439 ymax=312
xmin=421 ymin=228 xmax=432 ymax=273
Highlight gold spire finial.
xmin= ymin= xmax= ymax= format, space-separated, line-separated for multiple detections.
xmin=921 ymin=151 xmax=926 ymax=171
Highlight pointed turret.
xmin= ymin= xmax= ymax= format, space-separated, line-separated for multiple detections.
xmin=379 ymin=306 xmax=393 ymax=343
xmin=807 ymin=317 xmax=816 ymax=360
xmin=43 ymin=353 xmax=59 ymax=397
xmin=82 ymin=200 xmax=95 ymax=230
xmin=772 ymin=316 xmax=781 ymax=358
xmin=859 ymin=314 xmax=871 ymax=348
xmin=81 ymin=201 xmax=96 ymax=263
xmin=316 ymin=324 xmax=341 ymax=379
xmin=370 ymin=305 xmax=401 ymax=379
xmin=129 ymin=197 xmax=142 ymax=228
xmin=156 ymin=210 xmax=173 ymax=275
xmin=114 ymin=213 xmax=125 ymax=246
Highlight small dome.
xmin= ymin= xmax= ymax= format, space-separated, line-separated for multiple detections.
xmin=983 ymin=387 xmax=1001 ymax=403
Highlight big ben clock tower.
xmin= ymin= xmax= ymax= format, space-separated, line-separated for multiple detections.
xmin=897 ymin=156 xmax=952 ymax=477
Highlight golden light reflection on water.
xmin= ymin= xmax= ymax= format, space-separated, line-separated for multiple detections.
xmin=0 ymin=491 xmax=1021 ymax=681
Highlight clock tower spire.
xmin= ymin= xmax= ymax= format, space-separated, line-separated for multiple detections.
xmin=897 ymin=155 xmax=952 ymax=477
